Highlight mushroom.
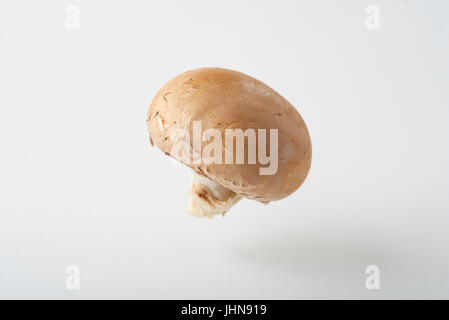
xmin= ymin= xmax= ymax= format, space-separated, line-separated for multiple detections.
xmin=147 ymin=68 xmax=311 ymax=218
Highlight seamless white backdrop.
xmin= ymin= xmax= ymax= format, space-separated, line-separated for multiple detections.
xmin=0 ymin=0 xmax=448 ymax=299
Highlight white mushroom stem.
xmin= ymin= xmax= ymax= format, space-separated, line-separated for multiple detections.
xmin=187 ymin=172 xmax=241 ymax=218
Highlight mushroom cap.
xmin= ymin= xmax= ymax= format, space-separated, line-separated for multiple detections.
xmin=147 ymin=68 xmax=311 ymax=202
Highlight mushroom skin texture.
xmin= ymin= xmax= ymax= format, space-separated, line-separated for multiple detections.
xmin=147 ymin=68 xmax=311 ymax=217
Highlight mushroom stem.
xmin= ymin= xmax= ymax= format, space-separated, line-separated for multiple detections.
xmin=187 ymin=172 xmax=241 ymax=218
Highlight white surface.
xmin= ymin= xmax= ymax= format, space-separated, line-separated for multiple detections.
xmin=0 ymin=0 xmax=448 ymax=299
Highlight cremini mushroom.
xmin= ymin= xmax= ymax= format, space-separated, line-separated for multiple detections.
xmin=147 ymin=68 xmax=311 ymax=218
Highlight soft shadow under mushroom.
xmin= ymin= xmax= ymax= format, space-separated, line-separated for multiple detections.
xmin=230 ymin=227 xmax=402 ymax=279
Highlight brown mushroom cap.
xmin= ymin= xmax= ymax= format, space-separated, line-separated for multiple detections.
xmin=147 ymin=68 xmax=311 ymax=202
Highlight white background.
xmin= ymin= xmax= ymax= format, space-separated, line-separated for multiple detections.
xmin=1 ymin=0 xmax=448 ymax=299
